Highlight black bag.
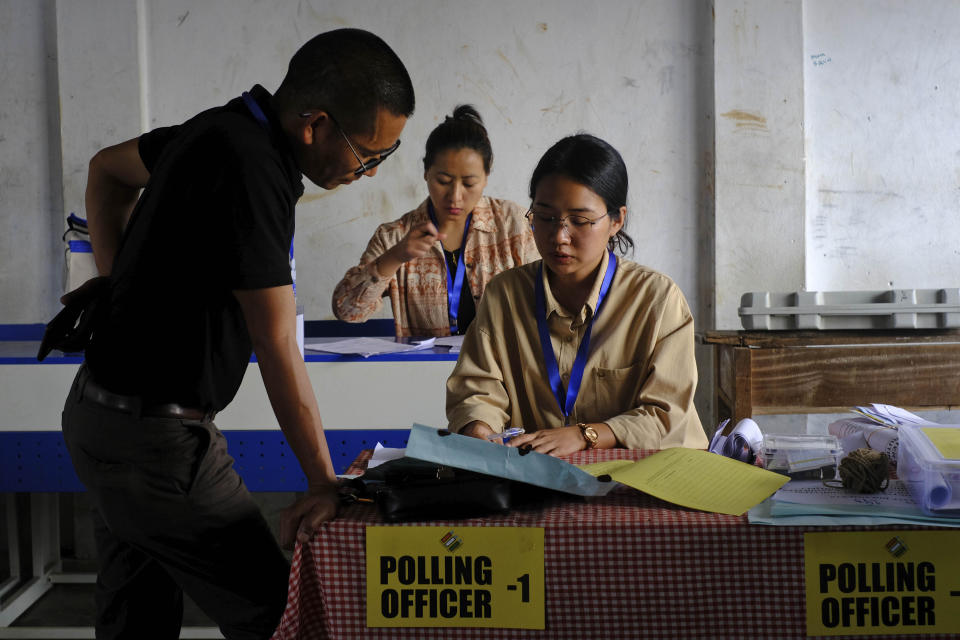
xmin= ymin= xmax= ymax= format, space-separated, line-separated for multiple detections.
xmin=353 ymin=458 xmax=515 ymax=522
xmin=37 ymin=276 xmax=110 ymax=361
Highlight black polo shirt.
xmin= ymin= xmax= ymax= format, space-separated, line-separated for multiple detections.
xmin=86 ymin=85 xmax=304 ymax=411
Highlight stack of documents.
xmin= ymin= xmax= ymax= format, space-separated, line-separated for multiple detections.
xmin=828 ymin=403 xmax=936 ymax=458
xmin=851 ymin=403 xmax=933 ymax=427
xmin=748 ymin=480 xmax=960 ymax=528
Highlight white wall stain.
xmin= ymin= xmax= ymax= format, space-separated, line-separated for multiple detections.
xmin=496 ymin=49 xmax=520 ymax=80
xmin=720 ymin=109 xmax=768 ymax=133
xmin=658 ymin=65 xmax=675 ymax=95
xmin=539 ymin=91 xmax=573 ymax=117
xmin=818 ymin=188 xmax=903 ymax=200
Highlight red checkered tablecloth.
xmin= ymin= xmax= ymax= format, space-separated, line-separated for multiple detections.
xmin=272 ymin=449 xmax=958 ymax=640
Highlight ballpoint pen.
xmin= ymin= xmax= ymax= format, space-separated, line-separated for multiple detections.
xmin=487 ymin=427 xmax=525 ymax=443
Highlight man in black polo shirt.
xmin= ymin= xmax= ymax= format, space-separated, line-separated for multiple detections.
xmin=61 ymin=29 xmax=413 ymax=639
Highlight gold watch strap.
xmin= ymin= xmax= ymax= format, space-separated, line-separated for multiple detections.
xmin=577 ymin=422 xmax=598 ymax=449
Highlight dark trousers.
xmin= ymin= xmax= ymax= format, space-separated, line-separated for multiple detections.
xmin=62 ymin=367 xmax=290 ymax=639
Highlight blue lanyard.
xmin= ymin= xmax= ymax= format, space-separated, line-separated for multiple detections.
xmin=242 ymin=91 xmax=269 ymax=128
xmin=535 ymin=252 xmax=617 ymax=422
xmin=427 ymin=202 xmax=472 ymax=333
xmin=242 ymin=91 xmax=296 ymax=295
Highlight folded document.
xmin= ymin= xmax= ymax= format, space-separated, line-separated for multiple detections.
xmin=404 ymin=424 xmax=615 ymax=497
xmin=304 ymin=337 xmax=435 ymax=358
xmin=578 ymin=448 xmax=789 ymax=516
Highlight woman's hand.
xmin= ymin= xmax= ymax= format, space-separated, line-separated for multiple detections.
xmin=459 ymin=420 xmax=496 ymax=440
xmin=397 ymin=220 xmax=444 ymax=262
xmin=375 ymin=221 xmax=445 ymax=278
xmin=507 ymin=426 xmax=588 ymax=457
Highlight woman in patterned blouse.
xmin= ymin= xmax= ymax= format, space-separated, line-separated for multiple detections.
xmin=332 ymin=105 xmax=538 ymax=337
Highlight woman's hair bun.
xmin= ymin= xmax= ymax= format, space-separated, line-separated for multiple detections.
xmin=451 ymin=104 xmax=484 ymax=127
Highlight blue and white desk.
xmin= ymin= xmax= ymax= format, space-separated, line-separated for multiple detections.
xmin=0 ymin=324 xmax=459 ymax=632
xmin=0 ymin=332 xmax=459 ymax=485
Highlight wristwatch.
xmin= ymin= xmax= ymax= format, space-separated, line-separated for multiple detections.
xmin=577 ymin=423 xmax=599 ymax=449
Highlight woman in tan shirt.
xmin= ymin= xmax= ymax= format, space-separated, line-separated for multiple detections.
xmin=332 ymin=105 xmax=537 ymax=337
xmin=447 ymin=134 xmax=707 ymax=454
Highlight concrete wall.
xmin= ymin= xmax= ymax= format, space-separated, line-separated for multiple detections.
xmin=803 ymin=0 xmax=960 ymax=291
xmin=713 ymin=0 xmax=805 ymax=330
xmin=2 ymin=0 xmax=958 ymax=432
xmin=711 ymin=0 xmax=960 ymax=433
xmin=0 ymin=0 xmax=63 ymax=321
xmin=4 ymin=0 xmax=713 ymax=324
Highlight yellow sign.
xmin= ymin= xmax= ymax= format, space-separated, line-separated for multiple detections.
xmin=365 ymin=526 xmax=544 ymax=629
xmin=805 ymin=531 xmax=960 ymax=635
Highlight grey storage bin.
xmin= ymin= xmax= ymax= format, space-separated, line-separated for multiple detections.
xmin=739 ymin=289 xmax=960 ymax=330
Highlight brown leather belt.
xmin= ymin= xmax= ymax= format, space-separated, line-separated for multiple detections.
xmin=81 ymin=374 xmax=216 ymax=422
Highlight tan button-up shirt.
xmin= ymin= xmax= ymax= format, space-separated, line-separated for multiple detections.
xmin=446 ymin=251 xmax=707 ymax=449
xmin=332 ymin=197 xmax=538 ymax=337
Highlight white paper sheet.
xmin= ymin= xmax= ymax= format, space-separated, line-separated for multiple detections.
xmin=856 ymin=403 xmax=934 ymax=427
xmin=404 ymin=423 xmax=615 ymax=497
xmin=433 ymin=335 xmax=465 ymax=353
xmin=367 ymin=442 xmax=407 ymax=470
xmin=828 ymin=417 xmax=900 ymax=458
xmin=709 ymin=418 xmax=763 ymax=462
xmin=304 ymin=337 xmax=435 ymax=357
xmin=773 ymin=479 xmax=917 ymax=508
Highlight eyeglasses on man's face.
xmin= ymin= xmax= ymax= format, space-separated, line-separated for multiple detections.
xmin=300 ymin=110 xmax=401 ymax=177
xmin=525 ymin=209 xmax=609 ymax=236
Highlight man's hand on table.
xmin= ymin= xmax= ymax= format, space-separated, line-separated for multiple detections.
xmin=279 ymin=484 xmax=339 ymax=549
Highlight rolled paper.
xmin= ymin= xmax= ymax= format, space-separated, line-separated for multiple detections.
xmin=710 ymin=418 xmax=763 ymax=463
xmin=926 ymin=471 xmax=960 ymax=510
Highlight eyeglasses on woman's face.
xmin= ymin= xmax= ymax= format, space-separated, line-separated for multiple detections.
xmin=300 ymin=110 xmax=402 ymax=177
xmin=525 ymin=209 xmax=610 ymax=237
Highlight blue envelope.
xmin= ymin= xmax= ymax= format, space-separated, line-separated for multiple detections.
xmin=405 ymin=424 xmax=616 ymax=497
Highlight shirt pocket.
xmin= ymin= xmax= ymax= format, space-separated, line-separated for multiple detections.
xmin=590 ymin=362 xmax=644 ymax=420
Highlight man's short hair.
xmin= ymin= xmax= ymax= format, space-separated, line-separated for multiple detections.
xmin=273 ymin=29 xmax=415 ymax=135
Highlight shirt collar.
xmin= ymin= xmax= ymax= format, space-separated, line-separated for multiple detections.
xmin=468 ymin=197 xmax=496 ymax=233
xmin=413 ymin=197 xmax=496 ymax=232
xmin=245 ymin=84 xmax=304 ymax=198
xmin=540 ymin=250 xmax=611 ymax=324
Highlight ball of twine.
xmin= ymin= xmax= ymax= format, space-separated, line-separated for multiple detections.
xmin=838 ymin=448 xmax=890 ymax=493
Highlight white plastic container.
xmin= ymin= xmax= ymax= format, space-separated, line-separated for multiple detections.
xmin=758 ymin=434 xmax=843 ymax=480
xmin=897 ymin=424 xmax=960 ymax=516
xmin=739 ymin=289 xmax=960 ymax=330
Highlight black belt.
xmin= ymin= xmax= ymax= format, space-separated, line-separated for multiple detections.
xmin=81 ymin=374 xmax=216 ymax=423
